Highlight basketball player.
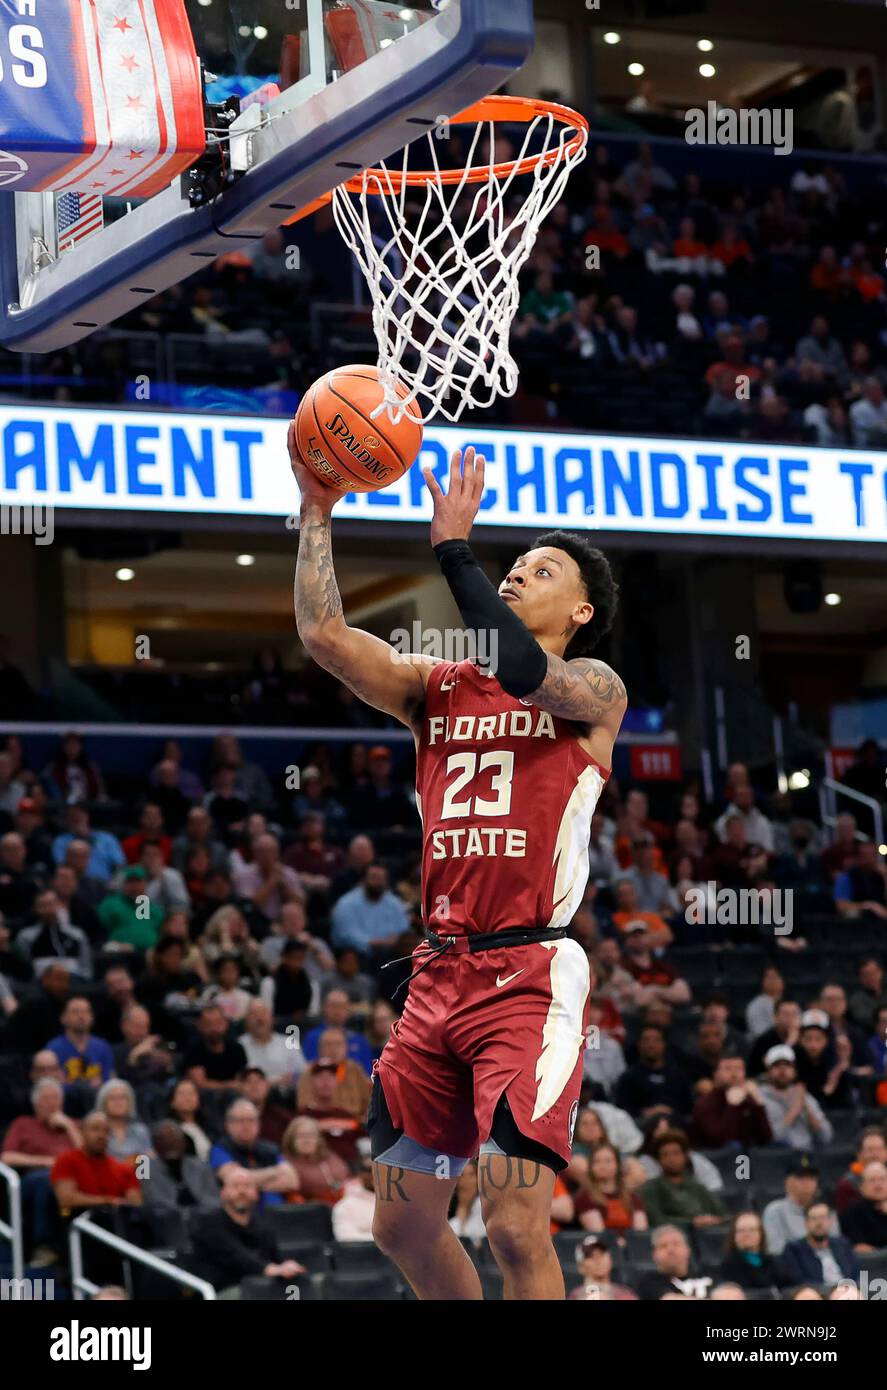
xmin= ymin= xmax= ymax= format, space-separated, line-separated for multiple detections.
xmin=291 ymin=435 xmax=626 ymax=1299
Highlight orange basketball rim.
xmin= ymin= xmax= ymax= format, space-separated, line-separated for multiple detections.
xmin=286 ymin=96 xmax=588 ymax=221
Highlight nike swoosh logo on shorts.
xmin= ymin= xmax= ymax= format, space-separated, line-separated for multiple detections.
xmin=440 ymin=678 xmax=456 ymax=691
xmin=496 ymin=970 xmax=524 ymax=988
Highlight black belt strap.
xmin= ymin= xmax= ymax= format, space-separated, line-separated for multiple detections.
xmin=381 ymin=926 xmax=567 ymax=1002
xmin=424 ymin=926 xmax=568 ymax=952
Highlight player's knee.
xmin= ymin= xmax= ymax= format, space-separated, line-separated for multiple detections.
xmin=372 ymin=1203 xmax=409 ymax=1256
xmin=372 ymin=1196 xmax=436 ymax=1257
xmin=484 ymin=1204 xmax=548 ymax=1269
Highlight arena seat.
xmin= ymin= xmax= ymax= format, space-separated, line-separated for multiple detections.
xmin=554 ymin=1230 xmax=587 ymax=1266
xmin=748 ymin=1149 xmax=795 ymax=1191
xmin=239 ymin=1274 xmax=292 ymax=1300
xmin=330 ymin=1241 xmax=393 ymax=1273
xmin=827 ymin=1111 xmax=866 ymax=1145
xmin=856 ymin=1251 xmax=887 ymax=1282
xmin=722 ymin=1188 xmax=761 ymax=1214
xmin=692 ymin=1225 xmax=731 ymax=1266
xmin=478 ymin=1269 xmax=504 ymax=1300
xmin=268 ymin=1202 xmax=335 ymax=1245
xmin=700 ymin=1147 xmax=743 ymax=1180
xmin=278 ymin=1241 xmax=332 ymax=1273
xmin=465 ymin=1238 xmax=498 ymax=1267
xmin=623 ymin=1229 xmax=654 ymax=1267
xmin=318 ymin=1271 xmax=402 ymax=1300
xmin=817 ymin=1149 xmax=857 ymax=1191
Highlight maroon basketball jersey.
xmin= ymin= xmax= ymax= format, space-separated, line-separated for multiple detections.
xmin=416 ymin=660 xmax=608 ymax=936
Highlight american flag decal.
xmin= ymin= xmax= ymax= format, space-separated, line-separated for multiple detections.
xmin=57 ymin=193 xmax=105 ymax=254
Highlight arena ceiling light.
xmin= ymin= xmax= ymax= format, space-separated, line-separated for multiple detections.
xmin=699 ymin=63 xmax=716 ymax=78
xmin=603 ymin=32 xmax=621 ymax=44
xmin=788 ymin=770 xmax=811 ymax=790
xmin=115 ymin=567 xmax=135 ymax=582
xmin=697 ymin=39 xmax=714 ymax=52
xmin=628 ymin=62 xmax=645 ymax=76
xmin=253 ymin=26 xmax=269 ymax=39
xmin=236 ymin=554 xmax=256 ymax=567
xmin=824 ymin=592 xmax=842 ymax=606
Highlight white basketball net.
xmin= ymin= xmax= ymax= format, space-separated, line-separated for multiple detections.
xmin=331 ymin=104 xmax=587 ymax=424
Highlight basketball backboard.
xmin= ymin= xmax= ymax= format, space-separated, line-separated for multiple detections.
xmin=0 ymin=0 xmax=534 ymax=352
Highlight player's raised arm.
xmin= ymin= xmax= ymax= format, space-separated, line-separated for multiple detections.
xmin=424 ymin=447 xmax=627 ymax=731
xmin=290 ymin=424 xmax=436 ymax=728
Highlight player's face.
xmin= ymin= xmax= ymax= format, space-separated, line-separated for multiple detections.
xmin=498 ymin=547 xmax=592 ymax=649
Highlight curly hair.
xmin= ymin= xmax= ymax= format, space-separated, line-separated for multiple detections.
xmin=532 ymin=530 xmax=619 ymax=658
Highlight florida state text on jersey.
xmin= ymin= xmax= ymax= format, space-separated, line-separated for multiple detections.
xmin=416 ymin=659 xmax=608 ymax=935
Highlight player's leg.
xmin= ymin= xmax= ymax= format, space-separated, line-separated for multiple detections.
xmin=372 ymin=1157 xmax=481 ymax=1300
xmin=476 ymin=1097 xmax=564 ymax=1300
xmin=459 ymin=936 xmax=591 ymax=1299
xmin=367 ymin=990 xmax=484 ymax=1302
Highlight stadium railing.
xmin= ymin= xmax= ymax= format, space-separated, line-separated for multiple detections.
xmin=0 ymin=1160 xmax=24 ymax=1284
xmin=819 ymin=778 xmax=884 ymax=847
xmin=68 ymin=1212 xmax=216 ymax=1301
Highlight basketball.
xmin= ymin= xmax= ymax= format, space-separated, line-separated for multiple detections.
xmin=294 ymin=364 xmax=423 ymax=494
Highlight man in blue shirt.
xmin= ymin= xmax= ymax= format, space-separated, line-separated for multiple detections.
xmin=209 ymin=1097 xmax=297 ymax=1210
xmin=330 ymin=863 xmax=409 ymax=957
xmin=52 ymin=804 xmax=125 ymax=884
xmin=301 ymin=988 xmax=374 ymax=1074
xmin=47 ymin=996 xmax=116 ymax=1088
xmin=778 ymin=1200 xmax=860 ymax=1287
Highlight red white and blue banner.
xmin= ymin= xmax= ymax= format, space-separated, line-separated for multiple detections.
xmin=0 ymin=0 xmax=204 ymax=197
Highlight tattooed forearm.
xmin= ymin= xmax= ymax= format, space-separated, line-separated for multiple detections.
xmin=528 ymin=655 xmax=627 ymax=725
xmin=295 ymin=503 xmax=344 ymax=635
xmin=293 ymin=502 xmax=429 ymax=724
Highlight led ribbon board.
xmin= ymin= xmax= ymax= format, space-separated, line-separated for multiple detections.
xmin=1 ymin=403 xmax=885 ymax=545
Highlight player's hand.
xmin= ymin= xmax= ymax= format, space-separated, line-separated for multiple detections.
xmin=288 ymin=421 xmax=339 ymax=514
xmin=423 ymin=447 xmax=485 ymax=545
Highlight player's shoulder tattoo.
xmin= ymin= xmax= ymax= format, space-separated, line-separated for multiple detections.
xmin=568 ymin=658 xmax=627 ymax=708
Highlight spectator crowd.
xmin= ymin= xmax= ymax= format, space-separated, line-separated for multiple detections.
xmin=3 ymin=134 xmax=884 ymax=452
xmin=0 ymin=727 xmax=886 ymax=1300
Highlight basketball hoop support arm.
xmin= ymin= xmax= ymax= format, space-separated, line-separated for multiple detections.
xmin=0 ymin=0 xmax=534 ymax=353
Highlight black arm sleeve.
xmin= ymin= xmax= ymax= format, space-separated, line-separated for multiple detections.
xmin=433 ymin=540 xmax=548 ymax=698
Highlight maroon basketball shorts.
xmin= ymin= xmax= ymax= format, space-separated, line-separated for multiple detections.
xmin=373 ymin=935 xmax=590 ymax=1174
